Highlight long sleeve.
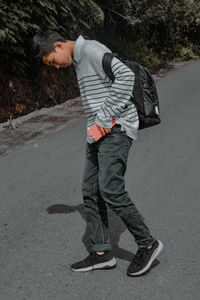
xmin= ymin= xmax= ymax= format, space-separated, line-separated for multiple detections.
xmin=95 ymin=57 xmax=135 ymax=128
xmin=74 ymin=36 xmax=139 ymax=143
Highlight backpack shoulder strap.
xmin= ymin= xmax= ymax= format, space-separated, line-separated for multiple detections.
xmin=102 ymin=52 xmax=119 ymax=82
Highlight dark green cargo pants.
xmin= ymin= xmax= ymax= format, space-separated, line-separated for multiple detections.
xmin=81 ymin=124 xmax=155 ymax=252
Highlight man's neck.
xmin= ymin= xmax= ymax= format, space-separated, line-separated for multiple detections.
xmin=64 ymin=40 xmax=76 ymax=57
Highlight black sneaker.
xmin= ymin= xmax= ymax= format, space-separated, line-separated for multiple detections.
xmin=127 ymin=239 xmax=163 ymax=276
xmin=71 ymin=251 xmax=117 ymax=272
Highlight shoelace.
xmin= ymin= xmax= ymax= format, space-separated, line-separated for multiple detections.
xmin=83 ymin=252 xmax=99 ymax=264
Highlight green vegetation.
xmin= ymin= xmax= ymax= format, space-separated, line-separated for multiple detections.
xmin=0 ymin=0 xmax=104 ymax=74
xmin=96 ymin=0 xmax=200 ymax=69
xmin=1 ymin=0 xmax=200 ymax=73
xmin=0 ymin=0 xmax=199 ymax=74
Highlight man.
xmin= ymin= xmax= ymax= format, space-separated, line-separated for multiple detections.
xmin=31 ymin=30 xmax=163 ymax=276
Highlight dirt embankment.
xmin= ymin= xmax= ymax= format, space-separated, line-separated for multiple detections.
xmin=0 ymin=65 xmax=79 ymax=123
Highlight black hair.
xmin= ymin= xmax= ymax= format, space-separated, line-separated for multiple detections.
xmin=30 ymin=29 xmax=67 ymax=64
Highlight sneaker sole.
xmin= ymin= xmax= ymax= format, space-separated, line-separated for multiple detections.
xmin=127 ymin=240 xmax=164 ymax=276
xmin=71 ymin=257 xmax=117 ymax=272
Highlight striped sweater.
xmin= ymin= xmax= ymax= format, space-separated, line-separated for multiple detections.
xmin=72 ymin=35 xmax=139 ymax=143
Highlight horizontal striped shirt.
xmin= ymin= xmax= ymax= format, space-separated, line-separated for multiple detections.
xmin=72 ymin=35 xmax=139 ymax=143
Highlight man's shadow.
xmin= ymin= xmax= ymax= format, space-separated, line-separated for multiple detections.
xmin=47 ymin=203 xmax=159 ymax=272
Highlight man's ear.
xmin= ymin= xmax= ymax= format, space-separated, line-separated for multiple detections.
xmin=54 ymin=41 xmax=63 ymax=50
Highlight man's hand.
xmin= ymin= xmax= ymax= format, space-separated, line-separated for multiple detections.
xmin=99 ymin=126 xmax=112 ymax=136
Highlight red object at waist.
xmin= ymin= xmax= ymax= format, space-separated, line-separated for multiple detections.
xmin=88 ymin=118 xmax=116 ymax=142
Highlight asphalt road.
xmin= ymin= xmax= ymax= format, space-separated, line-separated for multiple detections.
xmin=0 ymin=61 xmax=200 ymax=300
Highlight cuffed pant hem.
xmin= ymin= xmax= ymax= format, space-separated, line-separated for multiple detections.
xmin=138 ymin=237 xmax=156 ymax=249
xmin=91 ymin=244 xmax=112 ymax=252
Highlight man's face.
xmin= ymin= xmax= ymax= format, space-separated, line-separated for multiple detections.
xmin=42 ymin=42 xmax=73 ymax=69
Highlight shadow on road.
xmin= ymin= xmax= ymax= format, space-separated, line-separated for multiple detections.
xmin=47 ymin=203 xmax=134 ymax=261
xmin=46 ymin=203 xmax=160 ymax=273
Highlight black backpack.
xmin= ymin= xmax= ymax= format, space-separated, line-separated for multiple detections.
xmin=102 ymin=52 xmax=161 ymax=130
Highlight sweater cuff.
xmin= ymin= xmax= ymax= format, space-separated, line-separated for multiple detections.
xmin=95 ymin=115 xmax=113 ymax=128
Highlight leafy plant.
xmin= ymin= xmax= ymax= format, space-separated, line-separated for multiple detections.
xmin=0 ymin=0 xmax=104 ymax=75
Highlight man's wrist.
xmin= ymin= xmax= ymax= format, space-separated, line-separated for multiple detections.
xmin=95 ymin=115 xmax=112 ymax=128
